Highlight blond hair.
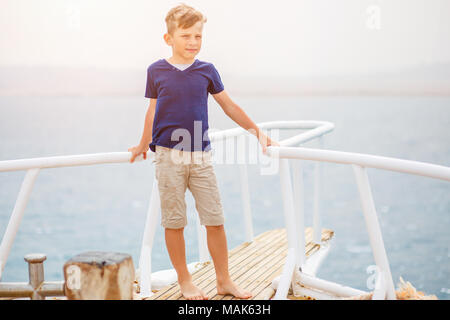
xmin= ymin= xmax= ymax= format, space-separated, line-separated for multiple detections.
xmin=165 ymin=3 xmax=207 ymax=35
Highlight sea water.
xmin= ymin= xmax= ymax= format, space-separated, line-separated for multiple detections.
xmin=0 ymin=95 xmax=449 ymax=299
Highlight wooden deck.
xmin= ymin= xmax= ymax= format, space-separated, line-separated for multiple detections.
xmin=144 ymin=227 xmax=334 ymax=300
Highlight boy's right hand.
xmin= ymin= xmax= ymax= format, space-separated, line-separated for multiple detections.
xmin=128 ymin=144 xmax=149 ymax=163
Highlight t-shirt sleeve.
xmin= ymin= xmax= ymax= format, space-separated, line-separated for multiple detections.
xmin=207 ymin=64 xmax=225 ymax=94
xmin=145 ymin=66 xmax=158 ymax=98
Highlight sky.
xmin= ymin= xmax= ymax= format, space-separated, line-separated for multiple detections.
xmin=0 ymin=0 xmax=449 ymax=77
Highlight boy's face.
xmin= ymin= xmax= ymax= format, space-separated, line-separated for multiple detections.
xmin=164 ymin=21 xmax=203 ymax=61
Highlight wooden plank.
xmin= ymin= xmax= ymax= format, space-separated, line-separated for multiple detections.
xmin=184 ymin=228 xmax=314 ymax=300
xmin=249 ymin=241 xmax=319 ymax=300
xmin=151 ymin=228 xmax=319 ymax=300
xmin=200 ymin=228 xmax=308 ymax=299
xmin=246 ymin=229 xmax=334 ymax=300
xmin=147 ymin=228 xmax=334 ymax=300
xmin=228 ymin=228 xmax=333 ymax=300
xmin=172 ymin=229 xmax=286 ymax=300
xmin=253 ymin=287 xmax=276 ymax=300
xmin=211 ymin=231 xmax=289 ymax=300
xmin=221 ymin=239 xmax=288 ymax=300
xmin=249 ymin=228 xmax=334 ymax=300
xmin=237 ymin=250 xmax=287 ymax=300
xmin=147 ymin=228 xmax=278 ymax=300
xmin=149 ymin=228 xmax=283 ymax=300
xmin=225 ymin=230 xmax=317 ymax=300
xmin=172 ymin=229 xmax=284 ymax=300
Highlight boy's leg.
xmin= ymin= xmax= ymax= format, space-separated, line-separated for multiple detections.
xmin=165 ymin=227 xmax=208 ymax=300
xmin=188 ymin=153 xmax=252 ymax=299
xmin=155 ymin=146 xmax=207 ymax=300
xmin=205 ymin=225 xmax=253 ymax=299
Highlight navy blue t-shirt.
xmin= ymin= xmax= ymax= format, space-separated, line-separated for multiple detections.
xmin=145 ymin=58 xmax=225 ymax=152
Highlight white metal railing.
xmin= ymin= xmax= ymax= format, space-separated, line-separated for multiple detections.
xmin=0 ymin=120 xmax=333 ymax=298
xmin=0 ymin=152 xmax=147 ymax=281
xmin=269 ymin=145 xmax=450 ymax=300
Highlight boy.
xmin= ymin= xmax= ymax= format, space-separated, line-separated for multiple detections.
xmin=128 ymin=3 xmax=278 ymax=300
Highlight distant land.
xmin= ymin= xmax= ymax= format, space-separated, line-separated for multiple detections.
xmin=0 ymin=62 xmax=449 ymax=97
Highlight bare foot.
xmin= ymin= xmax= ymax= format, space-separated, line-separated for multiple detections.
xmin=217 ymin=279 xmax=253 ymax=299
xmin=179 ymin=280 xmax=208 ymax=300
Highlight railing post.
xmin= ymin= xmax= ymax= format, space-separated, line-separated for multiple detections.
xmin=352 ymin=164 xmax=396 ymax=300
xmin=24 ymin=253 xmax=46 ymax=300
xmin=313 ymin=136 xmax=324 ymax=244
xmin=0 ymin=168 xmax=40 ymax=280
xmin=273 ymin=248 xmax=296 ymax=300
xmin=138 ymin=178 xmax=160 ymax=297
xmin=195 ymin=216 xmax=209 ymax=263
xmin=237 ymin=134 xmax=254 ymax=242
xmin=279 ymin=159 xmax=301 ymax=267
xmin=291 ymin=159 xmax=306 ymax=268
xmin=238 ymin=163 xmax=254 ymax=242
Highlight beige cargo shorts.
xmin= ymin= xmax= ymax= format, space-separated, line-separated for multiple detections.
xmin=153 ymin=145 xmax=225 ymax=229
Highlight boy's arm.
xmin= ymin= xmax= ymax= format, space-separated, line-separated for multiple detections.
xmin=138 ymin=98 xmax=157 ymax=147
xmin=128 ymin=98 xmax=157 ymax=163
xmin=212 ymin=90 xmax=279 ymax=153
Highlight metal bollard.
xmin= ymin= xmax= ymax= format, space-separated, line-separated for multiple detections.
xmin=24 ymin=253 xmax=46 ymax=300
